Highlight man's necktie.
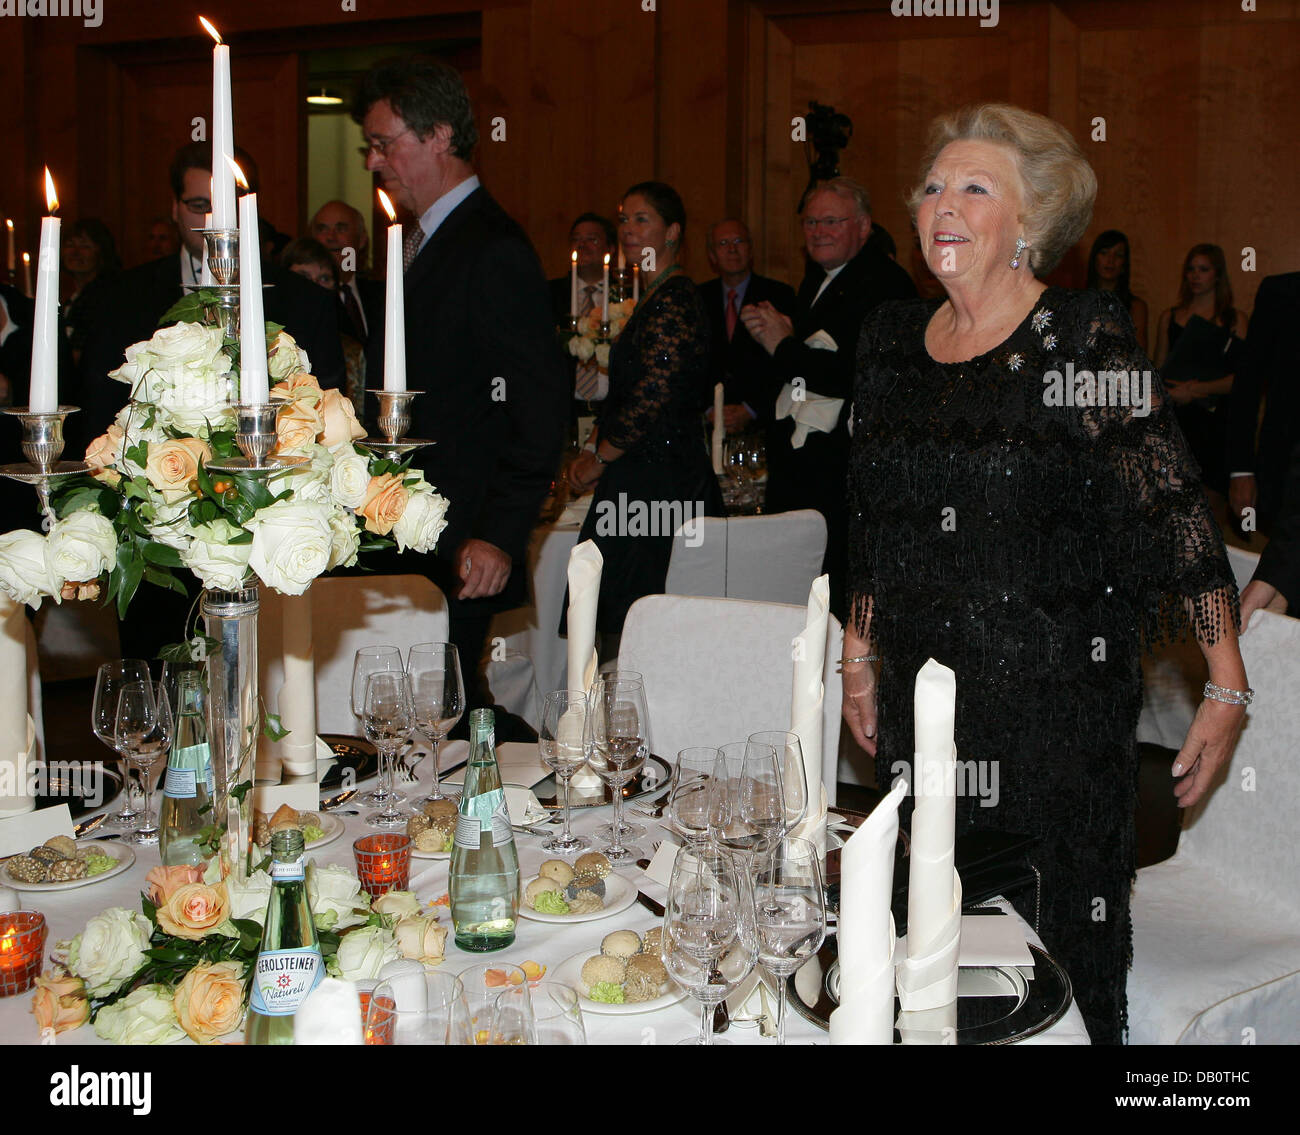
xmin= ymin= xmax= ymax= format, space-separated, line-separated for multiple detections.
xmin=579 ymin=283 xmax=597 ymax=317
xmin=340 ymin=285 xmax=366 ymax=342
xmin=402 ymin=223 xmax=424 ymax=273
xmin=726 ymin=288 xmax=739 ymax=341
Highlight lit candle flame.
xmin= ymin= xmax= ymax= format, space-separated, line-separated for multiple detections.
xmin=226 ymin=157 xmax=249 ymax=191
xmin=377 ymin=189 xmax=396 ymax=223
xmin=571 ymin=249 xmax=577 ymax=263
xmin=4 ymin=219 xmax=11 ymax=233
xmin=603 ymin=253 xmax=610 ymax=266
xmin=44 ymin=168 xmax=58 ymax=215
xmin=21 ymin=252 xmax=30 ymax=266
xmin=199 ymin=16 xmax=222 ymax=44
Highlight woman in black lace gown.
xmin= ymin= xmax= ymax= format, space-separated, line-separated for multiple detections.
xmin=841 ymin=105 xmax=1249 ymax=1044
xmin=566 ymin=182 xmax=723 ymax=635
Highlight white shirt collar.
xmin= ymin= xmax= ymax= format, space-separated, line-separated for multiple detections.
xmin=812 ymin=262 xmax=846 ymax=305
xmin=180 ymin=248 xmax=203 ymax=289
xmin=416 ymin=175 xmax=481 ymax=254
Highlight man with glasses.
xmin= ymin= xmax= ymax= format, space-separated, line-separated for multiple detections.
xmin=310 ymin=199 xmax=383 ymax=348
xmin=740 ymin=177 xmax=915 ymax=619
xmin=353 ymin=56 xmax=568 ymax=727
xmin=699 ymin=218 xmax=796 ymax=434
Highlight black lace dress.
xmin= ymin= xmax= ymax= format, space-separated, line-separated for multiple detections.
xmin=847 ymin=287 xmax=1237 ymax=1045
xmin=578 ymin=273 xmax=724 ymax=634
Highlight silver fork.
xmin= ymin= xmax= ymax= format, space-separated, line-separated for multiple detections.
xmin=628 ymin=798 xmax=667 ymax=819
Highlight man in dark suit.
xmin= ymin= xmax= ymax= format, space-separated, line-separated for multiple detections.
xmin=740 ymin=177 xmax=916 ymax=619
xmin=698 ymin=218 xmax=796 ymax=433
xmin=547 ymin=212 xmax=616 ymax=430
xmin=1227 ymin=272 xmax=1300 ymax=536
xmin=311 ymin=200 xmax=384 ymax=346
xmin=1240 ymin=441 xmax=1300 ymax=622
xmin=355 ymin=57 xmax=569 ymax=715
xmin=78 ymin=142 xmax=346 ymax=446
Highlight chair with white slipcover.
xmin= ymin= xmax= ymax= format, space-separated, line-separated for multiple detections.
xmin=664 ymin=510 xmax=827 ymax=605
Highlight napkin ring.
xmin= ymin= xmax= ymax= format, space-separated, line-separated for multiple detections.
xmin=1202 ymin=680 xmax=1253 ymax=706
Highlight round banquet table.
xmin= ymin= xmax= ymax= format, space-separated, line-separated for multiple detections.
xmin=0 ymin=760 xmax=1089 ymax=1046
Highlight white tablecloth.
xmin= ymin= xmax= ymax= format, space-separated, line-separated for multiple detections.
xmin=0 ymin=745 xmax=1087 ymax=1046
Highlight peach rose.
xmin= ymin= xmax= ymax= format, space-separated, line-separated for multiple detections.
xmin=144 ymin=437 xmax=212 ymax=503
xmin=270 ymin=371 xmax=322 ymax=403
xmin=60 ymin=579 xmax=102 ymax=602
xmin=274 ymin=400 xmax=325 ymax=454
xmin=319 ymin=388 xmax=366 ymax=449
xmin=84 ymin=424 xmax=124 ymax=485
xmin=155 ymin=881 xmax=230 ymax=940
xmin=31 ymin=970 xmax=90 ymax=1036
xmin=173 ymin=960 xmax=245 ymax=1044
xmin=358 ymin=472 xmax=408 ymax=536
xmin=144 ymin=863 xmax=205 ymax=905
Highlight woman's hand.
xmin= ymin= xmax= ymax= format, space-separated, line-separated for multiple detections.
xmin=1172 ymin=697 xmax=1247 ymax=808
xmin=841 ymin=662 xmax=879 ymax=756
xmin=565 ymin=450 xmax=604 ymax=495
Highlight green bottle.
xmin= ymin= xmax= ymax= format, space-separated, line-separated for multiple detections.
xmin=245 ymin=830 xmax=323 ymax=1045
xmin=449 ymin=709 xmax=520 ymax=951
xmin=159 ymin=669 xmax=215 ymax=867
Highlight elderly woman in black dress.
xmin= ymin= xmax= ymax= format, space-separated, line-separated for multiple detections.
xmin=840 ymin=104 xmax=1248 ymax=1044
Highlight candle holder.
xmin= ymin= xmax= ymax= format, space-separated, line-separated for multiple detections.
xmin=188 ymin=228 xmax=242 ymax=341
xmin=0 ymin=911 xmax=47 ymax=997
xmin=205 ymin=402 xmax=307 ymax=474
xmin=360 ymin=389 xmax=433 ymax=459
xmin=0 ymin=406 xmax=90 ymax=522
xmin=353 ymin=833 xmax=411 ymax=899
xmin=609 ymin=268 xmax=632 ymax=303
xmin=599 ymin=320 xmax=612 ymax=340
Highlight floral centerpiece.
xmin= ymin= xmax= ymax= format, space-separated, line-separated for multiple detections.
xmin=562 ymin=297 xmax=635 ymax=370
xmin=31 ymin=861 xmax=452 ymax=1044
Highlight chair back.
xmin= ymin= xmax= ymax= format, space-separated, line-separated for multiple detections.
xmin=665 ymin=510 xmax=827 ymax=605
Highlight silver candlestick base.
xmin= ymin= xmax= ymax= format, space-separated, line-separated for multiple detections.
xmin=0 ymin=406 xmax=91 ymax=523
xmin=200 ymin=228 xmax=239 ymax=286
xmin=360 ymin=389 xmax=433 ymax=458
xmin=205 ymin=403 xmax=307 ymax=474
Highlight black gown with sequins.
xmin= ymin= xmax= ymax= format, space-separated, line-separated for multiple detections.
xmin=847 ymin=287 xmax=1238 ymax=1045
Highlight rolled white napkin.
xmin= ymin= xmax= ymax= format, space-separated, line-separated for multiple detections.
xmin=0 ymin=598 xmax=34 ymax=818
xmin=566 ymin=541 xmax=603 ymax=790
xmin=294 ymin=978 xmax=363 ymax=1045
xmin=829 ymin=777 xmax=907 ymax=1045
xmin=277 ymin=593 xmax=318 ymax=778
xmin=896 ymin=658 xmax=962 ymax=1012
xmin=787 ymin=575 xmax=828 ymax=852
xmin=711 ymin=382 xmax=725 ymax=474
xmin=775 ymin=383 xmax=844 ymax=449
xmin=378 ymin=959 xmax=428 ymax=1013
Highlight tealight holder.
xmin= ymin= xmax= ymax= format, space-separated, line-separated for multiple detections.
xmin=0 ymin=407 xmax=90 ymax=522
xmin=360 ymin=390 xmax=433 ymax=459
xmin=353 ymin=833 xmax=411 ymax=899
xmin=0 ymin=911 xmax=47 ymax=997
xmin=205 ymin=403 xmax=307 ymax=474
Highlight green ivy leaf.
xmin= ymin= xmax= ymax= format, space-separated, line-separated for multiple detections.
xmin=158 ymin=291 xmax=218 ymax=327
xmin=142 ymin=541 xmax=183 ymax=568
xmin=262 ymin=713 xmax=288 ymax=742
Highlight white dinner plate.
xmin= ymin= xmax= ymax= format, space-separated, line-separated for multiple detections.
xmin=411 ymin=837 xmax=452 ymax=862
xmin=3 ymin=839 xmax=136 ymax=893
xmin=551 ymin=948 xmax=686 ymax=1015
xmin=306 ymin=813 xmax=345 ymax=851
xmin=518 ymin=873 xmax=637 ymax=924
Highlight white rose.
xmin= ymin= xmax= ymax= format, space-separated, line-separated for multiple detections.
xmin=371 ymin=890 xmax=422 ymax=920
xmin=571 ymin=335 xmax=595 ymax=363
xmin=594 ymin=342 xmax=611 ymax=368
xmin=307 ymin=864 xmax=371 ymax=931
xmin=67 ymin=907 xmax=153 ymax=999
xmin=183 ymin=519 xmax=253 ymax=593
xmin=142 ymin=497 xmax=194 ymax=553
xmin=92 ymin=985 xmax=185 ymax=1045
xmin=46 ymin=511 xmax=117 ymax=585
xmin=329 ymin=451 xmax=371 ymax=510
xmin=225 ymin=869 xmax=273 ymax=925
xmin=268 ymin=331 xmax=312 ymax=379
xmin=153 ymin=369 xmax=236 ymax=435
xmin=0 ymin=529 xmax=58 ymax=608
xmin=394 ymin=915 xmax=448 ymax=963
xmin=278 ymin=445 xmax=333 ymax=506
xmin=147 ymin=321 xmax=228 ymax=371
xmin=331 ymin=925 xmax=401 ymax=982
xmin=246 ymin=499 xmax=334 ymax=596
xmin=326 ymin=511 xmax=361 ymax=571
xmin=392 ymin=484 xmax=449 ymax=555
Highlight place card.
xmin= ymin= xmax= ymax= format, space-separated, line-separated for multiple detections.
xmin=0 ymin=803 xmax=74 ymax=859
xmin=957 ymin=913 xmax=1033 ymax=969
xmin=254 ymin=780 xmax=320 ymax=814
xmin=641 ymin=836 xmax=682 ymax=889
xmin=442 ymin=742 xmax=549 ymax=789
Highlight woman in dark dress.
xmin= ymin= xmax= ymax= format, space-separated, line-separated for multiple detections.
xmin=841 ymin=105 xmax=1249 ymax=1044
xmin=1086 ymin=229 xmax=1148 ymax=353
xmin=566 ymin=181 xmax=723 ymax=640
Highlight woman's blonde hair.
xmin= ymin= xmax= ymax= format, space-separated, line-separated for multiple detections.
xmin=907 ymin=103 xmax=1096 ymax=276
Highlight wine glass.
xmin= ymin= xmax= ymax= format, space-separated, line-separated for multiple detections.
xmin=754 ymin=837 xmax=826 ymax=1046
xmin=352 ymin=646 xmax=405 ymax=808
xmin=92 ymin=659 xmax=151 ymax=829
xmin=459 ymin=964 xmax=527 ymax=1045
xmin=584 ymin=677 xmax=648 ymax=865
xmin=361 ymin=671 xmax=415 ymax=828
xmin=114 ymin=680 xmax=173 ymax=846
xmin=488 ymin=980 xmax=535 ymax=1045
xmin=666 ymin=747 xmax=720 ymax=848
xmin=708 ymin=742 xmax=782 ymax=861
xmin=748 ymin=730 xmax=809 ymax=834
xmin=591 ymin=669 xmax=646 ymax=844
xmin=529 ymin=982 xmax=586 ymax=1045
xmin=364 ymin=973 xmax=469 ymax=1045
xmin=406 ymin=642 xmax=465 ymax=806
xmin=538 ymin=690 xmax=591 ymax=854
xmin=661 ymin=845 xmax=757 ymax=1046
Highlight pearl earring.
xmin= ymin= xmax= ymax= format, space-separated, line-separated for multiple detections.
xmin=1010 ymin=237 xmax=1028 ymax=270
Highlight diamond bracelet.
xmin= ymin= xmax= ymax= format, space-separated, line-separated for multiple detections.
xmin=1203 ymin=680 xmax=1254 ymax=706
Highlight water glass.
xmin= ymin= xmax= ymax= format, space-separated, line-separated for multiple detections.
xmin=538 ymin=690 xmax=590 ymax=854
xmin=406 ymin=642 xmax=464 ymax=805
xmin=351 ymin=645 xmax=404 ymax=808
xmin=92 ymin=659 xmax=151 ymax=828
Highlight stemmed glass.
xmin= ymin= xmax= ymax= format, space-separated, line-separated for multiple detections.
xmin=591 ymin=669 xmax=646 ymax=844
xmin=406 ymin=642 xmax=465 ymax=806
xmin=661 ymin=846 xmax=757 ymax=1046
xmin=352 ymin=646 xmax=405 ymax=808
xmin=754 ymin=837 xmax=826 ymax=1046
xmin=708 ymin=742 xmax=783 ymax=861
xmin=114 ymin=680 xmax=173 ymax=846
xmin=529 ymin=982 xmax=587 ymax=1045
xmin=666 ymin=747 xmax=720 ymax=848
xmin=365 ymin=973 xmax=470 ymax=1045
xmin=538 ymin=690 xmax=591 ymax=854
xmin=92 ymin=659 xmax=151 ymax=829
xmin=748 ymin=730 xmax=810 ymax=894
xmin=584 ymin=677 xmax=648 ymax=865
xmin=361 ymin=671 xmax=415 ymax=828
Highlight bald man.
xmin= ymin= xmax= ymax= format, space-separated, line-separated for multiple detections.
xmin=311 ymin=199 xmax=383 ymax=344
